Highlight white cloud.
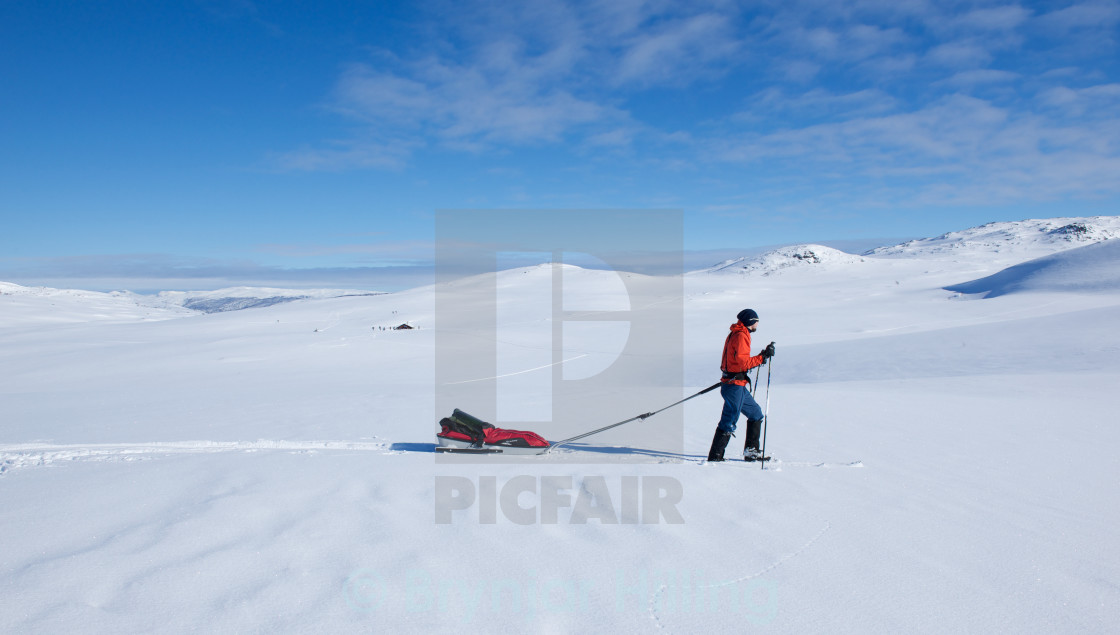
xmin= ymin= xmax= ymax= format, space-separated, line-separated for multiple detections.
xmin=281 ymin=0 xmax=755 ymax=169
xmin=717 ymin=91 xmax=1120 ymax=204
xmin=614 ymin=12 xmax=742 ymax=86
xmin=331 ymin=66 xmax=434 ymax=124
xmin=744 ymin=87 xmax=899 ymax=120
xmin=1037 ymin=82 xmax=1120 ymax=117
xmin=844 ymin=23 xmax=908 ymax=58
xmin=277 ymin=0 xmax=1120 ymax=212
xmin=925 ymin=40 xmax=993 ymax=67
xmin=939 ymin=69 xmax=1020 ymax=87
xmin=855 ymin=52 xmax=918 ymax=77
xmin=1037 ymin=1 xmax=1120 ymax=31
xmin=949 ymin=5 xmax=1032 ymax=32
xmin=272 ymin=138 xmax=418 ymax=171
xmin=298 ymin=53 xmax=616 ymax=159
xmin=769 ymin=20 xmax=908 ymax=64
xmin=256 ymin=239 xmax=434 ymax=261
xmin=780 ymin=59 xmax=822 ymax=83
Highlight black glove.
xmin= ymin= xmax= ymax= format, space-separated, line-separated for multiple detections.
xmin=762 ymin=342 xmax=776 ymax=359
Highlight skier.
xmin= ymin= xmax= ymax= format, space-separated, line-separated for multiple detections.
xmin=707 ymin=309 xmax=775 ymax=462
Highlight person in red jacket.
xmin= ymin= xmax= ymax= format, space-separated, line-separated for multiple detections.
xmin=708 ymin=309 xmax=775 ymax=461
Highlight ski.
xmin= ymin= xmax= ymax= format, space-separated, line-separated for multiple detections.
xmin=695 ymin=457 xmax=863 ymax=468
xmin=435 ymin=446 xmax=505 ymax=454
xmin=696 ymin=456 xmax=771 ymax=465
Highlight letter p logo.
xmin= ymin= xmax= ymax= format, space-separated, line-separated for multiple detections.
xmin=435 ymin=210 xmax=684 ymax=463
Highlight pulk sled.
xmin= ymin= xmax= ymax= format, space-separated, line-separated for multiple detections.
xmin=436 ymin=352 xmax=775 ymax=459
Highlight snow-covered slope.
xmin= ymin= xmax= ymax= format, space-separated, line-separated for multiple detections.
xmin=2 ymin=217 xmax=1119 ymax=633
xmin=946 ymin=239 xmax=1120 ymax=298
xmin=0 ymin=282 xmax=195 ymax=326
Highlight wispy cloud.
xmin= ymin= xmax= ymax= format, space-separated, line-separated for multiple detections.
xmin=925 ymin=41 xmax=994 ymax=68
xmin=271 ymin=137 xmax=419 ymax=171
xmin=1037 ymin=0 xmax=1120 ymax=31
xmin=0 ymin=253 xmax=434 ymax=293
xmin=938 ymin=69 xmax=1020 ymax=87
xmin=280 ymin=0 xmax=752 ymax=168
xmin=255 ymin=239 xmax=434 ymax=265
xmin=196 ymin=0 xmax=284 ymax=37
xmin=742 ymin=87 xmax=900 ymax=121
xmin=948 ymin=5 xmax=1032 ymax=32
xmin=715 ymin=84 xmax=1120 ymax=205
xmin=275 ymin=0 xmax=1120 ymax=209
xmin=613 ymin=12 xmax=742 ymax=87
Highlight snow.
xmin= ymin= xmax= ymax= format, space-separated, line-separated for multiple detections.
xmin=0 ymin=282 xmax=196 ymax=326
xmin=866 ymin=216 xmax=1120 ymax=264
xmin=946 ymin=239 xmax=1120 ymax=298
xmin=699 ymin=244 xmax=865 ymax=276
xmin=2 ymin=216 xmax=1120 ymax=632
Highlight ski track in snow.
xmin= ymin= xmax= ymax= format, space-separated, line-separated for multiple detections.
xmin=769 ymin=459 xmax=865 ymax=470
xmin=441 ymin=353 xmax=589 ymax=385
xmin=647 ymin=520 xmax=833 ymax=631
xmin=0 ymin=440 xmax=393 ymax=474
xmin=0 ymin=439 xmax=866 ymax=475
xmin=689 ymin=457 xmax=865 ymax=469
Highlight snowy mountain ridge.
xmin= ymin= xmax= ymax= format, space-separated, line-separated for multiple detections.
xmin=0 ymin=282 xmax=196 ymax=326
xmin=692 ymin=216 xmax=1119 ymax=278
xmin=700 ymin=244 xmax=865 ymax=276
xmin=867 ymin=216 xmax=1120 ymax=259
xmin=4 ymin=216 xmax=1119 ymax=311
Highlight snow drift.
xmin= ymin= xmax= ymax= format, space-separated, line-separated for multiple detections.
xmin=946 ymin=239 xmax=1120 ymax=298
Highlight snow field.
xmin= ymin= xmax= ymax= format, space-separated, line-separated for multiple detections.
xmin=2 ymin=217 xmax=1119 ymax=632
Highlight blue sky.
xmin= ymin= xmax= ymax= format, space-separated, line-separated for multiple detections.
xmin=2 ymin=0 xmax=1118 ymax=291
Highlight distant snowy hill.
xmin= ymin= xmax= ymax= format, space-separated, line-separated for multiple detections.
xmin=867 ymin=216 xmax=1120 ymax=260
xmin=157 ymin=287 xmax=384 ymax=313
xmin=690 ymin=217 xmax=1120 ymax=282
xmin=697 ymin=244 xmax=865 ymax=276
xmin=0 ymin=283 xmax=385 ymax=324
xmin=0 ymin=282 xmax=194 ymax=325
xmin=946 ymin=239 xmax=1120 ymax=298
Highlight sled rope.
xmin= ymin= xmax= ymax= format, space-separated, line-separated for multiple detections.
xmin=547 ymin=382 xmax=723 ymax=453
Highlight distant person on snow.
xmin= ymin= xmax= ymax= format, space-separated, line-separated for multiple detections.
xmin=708 ymin=309 xmax=774 ymax=462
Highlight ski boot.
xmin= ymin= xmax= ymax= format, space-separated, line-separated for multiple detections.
xmin=707 ymin=429 xmax=732 ymax=462
xmin=743 ymin=446 xmax=770 ymax=462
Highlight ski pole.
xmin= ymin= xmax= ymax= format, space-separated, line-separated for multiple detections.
xmin=760 ymin=358 xmax=772 ymax=470
xmin=746 ymin=365 xmax=762 ymax=456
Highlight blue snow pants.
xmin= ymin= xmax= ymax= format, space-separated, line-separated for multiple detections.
xmin=716 ymin=381 xmax=764 ymax=434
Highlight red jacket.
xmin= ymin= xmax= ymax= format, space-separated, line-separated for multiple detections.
xmin=720 ymin=322 xmax=765 ymax=386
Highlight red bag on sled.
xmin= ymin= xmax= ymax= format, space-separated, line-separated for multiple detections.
xmin=437 ymin=409 xmax=550 ymax=453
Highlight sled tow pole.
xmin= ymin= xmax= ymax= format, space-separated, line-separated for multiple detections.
xmin=546 ymin=382 xmax=722 ymax=453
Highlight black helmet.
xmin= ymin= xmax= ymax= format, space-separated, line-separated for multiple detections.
xmin=737 ymin=309 xmax=759 ymax=326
